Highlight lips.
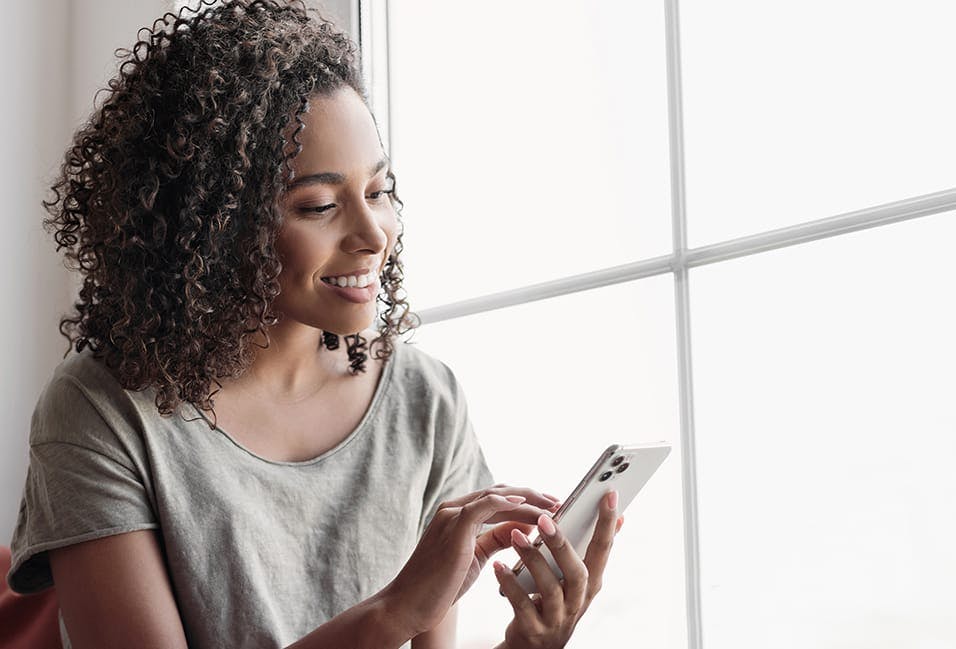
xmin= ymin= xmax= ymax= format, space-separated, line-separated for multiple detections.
xmin=319 ymin=276 xmax=379 ymax=304
xmin=320 ymin=261 xmax=382 ymax=289
xmin=322 ymin=267 xmax=373 ymax=278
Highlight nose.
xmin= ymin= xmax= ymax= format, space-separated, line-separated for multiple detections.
xmin=341 ymin=194 xmax=391 ymax=256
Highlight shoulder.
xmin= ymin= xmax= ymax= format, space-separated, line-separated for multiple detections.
xmin=31 ymin=347 xmax=152 ymax=447
xmin=389 ymin=341 xmax=465 ymax=401
xmin=383 ymin=341 xmax=475 ymax=432
xmin=53 ymin=345 xmax=126 ymax=395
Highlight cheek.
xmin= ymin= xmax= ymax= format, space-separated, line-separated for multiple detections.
xmin=276 ymin=226 xmax=331 ymax=281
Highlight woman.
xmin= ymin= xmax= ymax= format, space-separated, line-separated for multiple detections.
xmin=6 ymin=1 xmax=622 ymax=647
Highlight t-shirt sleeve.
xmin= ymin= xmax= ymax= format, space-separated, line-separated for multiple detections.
xmin=418 ymin=369 xmax=495 ymax=537
xmin=6 ymin=374 xmax=158 ymax=594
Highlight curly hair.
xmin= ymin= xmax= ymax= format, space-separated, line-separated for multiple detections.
xmin=42 ymin=0 xmax=418 ymax=426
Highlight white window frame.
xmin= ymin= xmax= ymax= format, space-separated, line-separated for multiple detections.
xmin=362 ymin=1 xmax=956 ymax=647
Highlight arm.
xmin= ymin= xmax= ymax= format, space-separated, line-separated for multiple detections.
xmin=411 ymin=603 xmax=458 ymax=649
xmin=50 ymin=530 xmax=188 ymax=649
xmin=50 ymin=488 xmax=550 ymax=649
xmin=50 ymin=530 xmax=413 ymax=649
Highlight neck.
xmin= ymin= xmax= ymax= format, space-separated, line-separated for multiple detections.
xmin=224 ymin=319 xmax=352 ymax=402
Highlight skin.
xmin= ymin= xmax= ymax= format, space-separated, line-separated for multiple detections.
xmin=48 ymin=86 xmax=623 ymax=648
xmin=493 ymin=494 xmax=626 ymax=649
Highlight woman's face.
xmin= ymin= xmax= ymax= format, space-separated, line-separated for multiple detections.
xmin=274 ymin=86 xmax=398 ymax=336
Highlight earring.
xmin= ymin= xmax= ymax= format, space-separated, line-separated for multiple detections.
xmin=344 ymin=333 xmax=368 ymax=374
xmin=321 ymin=331 xmax=340 ymax=350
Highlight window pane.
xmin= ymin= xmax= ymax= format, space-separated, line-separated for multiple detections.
xmin=389 ymin=1 xmax=672 ymax=309
xmin=682 ymin=0 xmax=956 ymax=246
xmin=411 ymin=277 xmax=685 ymax=648
xmin=691 ymin=213 xmax=956 ymax=648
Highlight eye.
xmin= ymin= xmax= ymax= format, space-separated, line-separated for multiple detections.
xmin=300 ymin=203 xmax=336 ymax=214
xmin=368 ymin=188 xmax=395 ymax=201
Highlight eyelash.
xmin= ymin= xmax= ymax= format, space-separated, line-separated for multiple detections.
xmin=302 ymin=188 xmax=395 ymax=214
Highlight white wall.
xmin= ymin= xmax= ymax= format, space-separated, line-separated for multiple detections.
xmin=2 ymin=0 xmax=76 ymax=547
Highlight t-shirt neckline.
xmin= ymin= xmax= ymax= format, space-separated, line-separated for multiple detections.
xmin=189 ymin=344 xmax=398 ymax=467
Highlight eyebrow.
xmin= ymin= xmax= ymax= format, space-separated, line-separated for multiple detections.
xmin=286 ymin=156 xmax=389 ymax=190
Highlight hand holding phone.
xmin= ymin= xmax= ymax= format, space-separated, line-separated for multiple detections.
xmin=511 ymin=442 xmax=670 ymax=594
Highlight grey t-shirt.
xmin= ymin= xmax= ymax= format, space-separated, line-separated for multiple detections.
xmin=6 ymin=341 xmax=494 ymax=648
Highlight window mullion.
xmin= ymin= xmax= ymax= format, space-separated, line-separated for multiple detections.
xmin=664 ymin=1 xmax=703 ymax=648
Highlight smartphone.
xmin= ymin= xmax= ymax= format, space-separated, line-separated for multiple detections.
xmin=511 ymin=442 xmax=671 ymax=594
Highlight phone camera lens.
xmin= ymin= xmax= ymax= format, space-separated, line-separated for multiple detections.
xmin=599 ymin=471 xmax=613 ymax=482
xmin=616 ymin=462 xmax=630 ymax=473
xmin=611 ymin=456 xmax=624 ymax=466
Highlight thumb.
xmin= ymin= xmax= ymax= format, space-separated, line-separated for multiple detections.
xmin=474 ymin=522 xmax=536 ymax=568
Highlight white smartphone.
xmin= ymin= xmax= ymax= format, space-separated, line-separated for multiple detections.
xmin=511 ymin=442 xmax=671 ymax=594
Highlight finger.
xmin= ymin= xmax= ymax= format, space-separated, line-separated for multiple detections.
xmin=536 ymin=514 xmax=588 ymax=613
xmin=487 ymin=486 xmax=560 ymax=509
xmin=474 ymin=522 xmax=535 ymax=567
xmin=582 ymin=490 xmax=619 ymax=601
xmin=458 ymin=494 xmax=527 ymax=529
xmin=511 ymin=528 xmax=564 ymax=624
xmin=441 ymin=486 xmax=560 ymax=510
xmin=543 ymin=493 xmax=564 ymax=512
xmin=493 ymin=561 xmax=540 ymax=623
xmin=483 ymin=503 xmax=557 ymax=526
xmin=616 ymin=515 xmax=625 ymax=534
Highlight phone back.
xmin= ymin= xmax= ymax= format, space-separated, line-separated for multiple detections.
xmin=514 ymin=442 xmax=671 ymax=594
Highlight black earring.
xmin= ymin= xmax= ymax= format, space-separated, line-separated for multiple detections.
xmin=321 ymin=331 xmax=340 ymax=350
xmin=344 ymin=333 xmax=368 ymax=374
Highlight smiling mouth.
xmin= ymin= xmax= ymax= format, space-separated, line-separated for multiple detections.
xmin=320 ymin=269 xmax=378 ymax=288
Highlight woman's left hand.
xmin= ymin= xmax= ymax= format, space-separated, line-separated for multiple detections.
xmin=491 ymin=491 xmax=625 ymax=649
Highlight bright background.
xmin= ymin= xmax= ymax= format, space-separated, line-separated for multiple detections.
xmin=384 ymin=1 xmax=956 ymax=648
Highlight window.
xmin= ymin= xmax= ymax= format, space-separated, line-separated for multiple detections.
xmin=374 ymin=1 xmax=956 ymax=647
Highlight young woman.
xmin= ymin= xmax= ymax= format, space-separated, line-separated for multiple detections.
xmin=6 ymin=2 xmax=623 ymax=647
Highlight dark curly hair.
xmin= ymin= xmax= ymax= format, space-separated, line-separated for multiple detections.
xmin=42 ymin=0 xmax=418 ymax=426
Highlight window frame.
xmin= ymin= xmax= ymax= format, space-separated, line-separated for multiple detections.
xmin=364 ymin=1 xmax=956 ymax=647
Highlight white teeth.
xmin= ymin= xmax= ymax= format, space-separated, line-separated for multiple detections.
xmin=323 ymin=270 xmax=377 ymax=289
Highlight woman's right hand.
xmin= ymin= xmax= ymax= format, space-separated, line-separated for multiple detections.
xmin=381 ymin=485 xmax=559 ymax=638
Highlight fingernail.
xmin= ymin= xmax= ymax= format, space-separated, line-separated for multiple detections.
xmin=511 ymin=528 xmax=532 ymax=549
xmin=538 ymin=514 xmax=556 ymax=536
xmin=493 ymin=561 xmax=507 ymax=575
xmin=505 ymin=495 xmax=526 ymax=504
xmin=608 ymin=490 xmax=619 ymax=510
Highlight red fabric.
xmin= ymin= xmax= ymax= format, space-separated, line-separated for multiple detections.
xmin=0 ymin=546 xmax=63 ymax=649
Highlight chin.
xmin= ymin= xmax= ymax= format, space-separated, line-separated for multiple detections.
xmin=318 ymin=317 xmax=378 ymax=337
xmin=277 ymin=296 xmax=378 ymax=336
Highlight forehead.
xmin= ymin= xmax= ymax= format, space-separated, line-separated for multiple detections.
xmin=289 ymin=87 xmax=385 ymax=178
